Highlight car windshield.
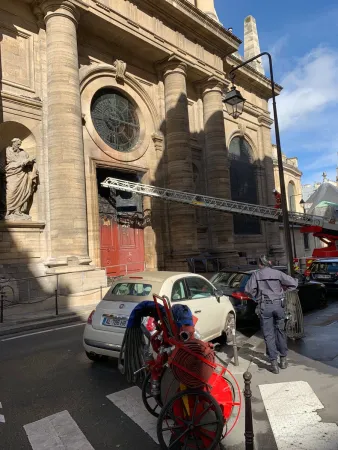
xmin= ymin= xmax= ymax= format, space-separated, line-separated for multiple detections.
xmin=211 ymin=272 xmax=237 ymax=286
xmin=311 ymin=262 xmax=337 ymax=273
xmin=211 ymin=271 xmax=251 ymax=289
xmin=327 ymin=262 xmax=338 ymax=272
xmin=111 ymin=283 xmax=152 ymax=296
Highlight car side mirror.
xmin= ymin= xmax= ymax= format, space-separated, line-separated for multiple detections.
xmin=214 ymin=288 xmax=223 ymax=303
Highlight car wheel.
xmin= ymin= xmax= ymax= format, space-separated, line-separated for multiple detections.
xmin=224 ymin=313 xmax=236 ymax=344
xmin=86 ymin=351 xmax=107 ymax=362
xmin=319 ymin=290 xmax=327 ymax=309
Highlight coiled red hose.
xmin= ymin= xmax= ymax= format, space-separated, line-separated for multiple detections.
xmin=171 ymin=339 xmax=215 ymax=388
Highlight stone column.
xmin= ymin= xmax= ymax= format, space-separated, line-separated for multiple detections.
xmin=258 ymin=114 xmax=283 ymax=259
xmin=41 ymin=0 xmax=90 ymax=266
xmin=201 ymin=77 xmax=234 ymax=253
xmin=161 ymin=56 xmax=198 ymax=263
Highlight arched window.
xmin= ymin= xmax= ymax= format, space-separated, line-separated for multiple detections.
xmin=229 ymin=137 xmax=260 ymax=234
xmin=288 ymin=182 xmax=296 ymax=211
xmin=91 ymin=88 xmax=140 ymax=152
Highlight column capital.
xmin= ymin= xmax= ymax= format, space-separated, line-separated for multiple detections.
xmin=258 ymin=114 xmax=274 ymax=128
xmin=36 ymin=0 xmax=88 ymax=25
xmin=156 ymin=53 xmax=188 ymax=79
xmin=195 ymin=75 xmax=230 ymax=97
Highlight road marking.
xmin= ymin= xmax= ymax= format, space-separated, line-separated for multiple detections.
xmin=259 ymin=381 xmax=338 ymax=450
xmin=107 ymin=386 xmax=160 ymax=444
xmin=24 ymin=410 xmax=94 ymax=450
xmin=0 ymin=401 xmax=4 ymax=424
xmin=1 ymin=323 xmax=85 ymax=342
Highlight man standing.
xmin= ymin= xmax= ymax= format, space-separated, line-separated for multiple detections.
xmin=245 ymin=256 xmax=298 ymax=374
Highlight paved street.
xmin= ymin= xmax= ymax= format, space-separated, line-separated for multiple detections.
xmin=0 ymin=323 xmax=159 ymax=450
xmin=1 ymin=299 xmax=338 ymax=450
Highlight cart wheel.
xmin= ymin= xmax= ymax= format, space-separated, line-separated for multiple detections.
xmin=142 ymin=372 xmax=162 ymax=418
xmin=157 ymin=390 xmax=224 ymax=450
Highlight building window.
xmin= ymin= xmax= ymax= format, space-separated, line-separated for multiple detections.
xmin=91 ymin=88 xmax=140 ymax=152
xmin=229 ymin=137 xmax=260 ymax=235
xmin=303 ymin=233 xmax=310 ymax=250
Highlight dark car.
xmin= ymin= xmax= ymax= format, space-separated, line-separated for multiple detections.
xmin=210 ymin=266 xmax=327 ymax=323
xmin=308 ymin=258 xmax=338 ymax=291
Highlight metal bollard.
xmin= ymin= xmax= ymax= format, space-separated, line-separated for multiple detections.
xmin=0 ymin=290 xmax=4 ymax=323
xmin=243 ymin=370 xmax=254 ymax=450
xmin=232 ymin=327 xmax=239 ymax=366
xmin=55 ymin=289 xmax=59 ymax=316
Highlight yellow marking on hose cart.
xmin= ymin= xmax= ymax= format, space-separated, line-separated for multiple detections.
xmin=180 ymin=384 xmax=190 ymax=417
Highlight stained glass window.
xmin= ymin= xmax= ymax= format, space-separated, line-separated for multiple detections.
xmin=91 ymin=88 xmax=140 ymax=152
xmin=229 ymin=137 xmax=261 ymax=235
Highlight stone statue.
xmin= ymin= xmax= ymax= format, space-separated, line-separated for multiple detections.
xmin=4 ymin=138 xmax=39 ymax=220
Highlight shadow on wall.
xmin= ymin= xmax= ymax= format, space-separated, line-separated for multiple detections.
xmin=150 ymin=91 xmax=278 ymax=271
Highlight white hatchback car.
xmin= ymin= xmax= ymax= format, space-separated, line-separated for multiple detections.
xmin=83 ymin=271 xmax=235 ymax=361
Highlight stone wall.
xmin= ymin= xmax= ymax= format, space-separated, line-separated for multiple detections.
xmin=0 ymin=0 xmax=280 ymax=280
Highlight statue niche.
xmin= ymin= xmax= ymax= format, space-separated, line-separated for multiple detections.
xmin=2 ymin=138 xmax=39 ymax=221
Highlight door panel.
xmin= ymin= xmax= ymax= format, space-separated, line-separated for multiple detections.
xmin=100 ymin=216 xmax=118 ymax=275
xmin=185 ymin=277 xmax=222 ymax=340
xmin=100 ymin=218 xmax=145 ymax=276
xmin=118 ymin=225 xmax=145 ymax=274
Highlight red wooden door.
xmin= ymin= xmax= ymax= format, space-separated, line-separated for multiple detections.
xmin=100 ymin=216 xmax=145 ymax=276
xmin=118 ymin=224 xmax=145 ymax=275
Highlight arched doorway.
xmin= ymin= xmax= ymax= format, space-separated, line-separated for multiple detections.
xmin=91 ymin=88 xmax=145 ymax=276
xmin=97 ymin=168 xmax=145 ymax=277
xmin=229 ymin=137 xmax=260 ymax=234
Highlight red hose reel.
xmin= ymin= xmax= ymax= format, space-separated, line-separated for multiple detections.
xmin=143 ymin=294 xmax=242 ymax=449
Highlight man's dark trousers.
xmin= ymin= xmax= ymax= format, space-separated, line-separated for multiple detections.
xmin=260 ymin=300 xmax=288 ymax=362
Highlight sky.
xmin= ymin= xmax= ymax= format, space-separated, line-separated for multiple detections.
xmin=215 ymin=0 xmax=338 ymax=186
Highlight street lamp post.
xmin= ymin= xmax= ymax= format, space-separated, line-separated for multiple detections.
xmin=223 ymin=52 xmax=294 ymax=275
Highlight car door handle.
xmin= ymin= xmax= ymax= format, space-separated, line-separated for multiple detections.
xmin=194 ymin=310 xmax=201 ymax=314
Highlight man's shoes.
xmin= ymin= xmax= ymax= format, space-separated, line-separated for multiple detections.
xmin=280 ymin=356 xmax=288 ymax=369
xmin=270 ymin=360 xmax=280 ymax=374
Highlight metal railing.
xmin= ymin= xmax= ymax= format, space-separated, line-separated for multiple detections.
xmin=0 ymin=270 xmax=107 ymax=324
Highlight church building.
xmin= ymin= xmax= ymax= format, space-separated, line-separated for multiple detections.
xmin=0 ymin=0 xmax=282 ymax=301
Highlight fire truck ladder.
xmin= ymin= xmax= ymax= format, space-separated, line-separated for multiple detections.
xmin=101 ymin=177 xmax=338 ymax=233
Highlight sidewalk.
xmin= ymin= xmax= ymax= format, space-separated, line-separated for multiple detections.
xmin=223 ymin=330 xmax=338 ymax=450
xmin=0 ymin=303 xmax=96 ymax=336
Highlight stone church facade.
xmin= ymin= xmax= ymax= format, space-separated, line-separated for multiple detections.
xmin=0 ymin=0 xmax=282 ymax=297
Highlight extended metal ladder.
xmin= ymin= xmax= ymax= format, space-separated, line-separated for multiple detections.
xmin=101 ymin=178 xmax=338 ymax=232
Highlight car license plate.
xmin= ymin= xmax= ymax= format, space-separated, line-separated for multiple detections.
xmin=102 ymin=315 xmax=128 ymax=328
xmin=317 ymin=275 xmax=331 ymax=279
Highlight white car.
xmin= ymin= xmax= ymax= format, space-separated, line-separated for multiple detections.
xmin=83 ymin=271 xmax=235 ymax=361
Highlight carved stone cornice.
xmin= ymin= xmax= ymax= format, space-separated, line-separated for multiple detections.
xmin=0 ymin=91 xmax=42 ymax=110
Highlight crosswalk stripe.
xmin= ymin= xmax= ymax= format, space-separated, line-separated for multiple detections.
xmin=259 ymin=381 xmax=338 ymax=450
xmin=0 ymin=401 xmax=4 ymax=424
xmin=107 ymin=386 xmax=160 ymax=444
xmin=24 ymin=410 xmax=94 ymax=450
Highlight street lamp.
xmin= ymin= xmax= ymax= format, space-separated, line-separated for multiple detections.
xmin=223 ymin=86 xmax=246 ymax=119
xmin=289 ymin=194 xmax=305 ymax=259
xmin=223 ymin=52 xmax=295 ymax=275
